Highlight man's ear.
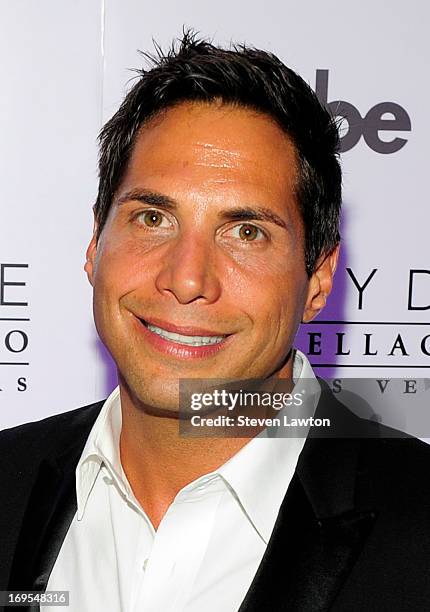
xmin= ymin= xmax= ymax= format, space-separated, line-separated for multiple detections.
xmin=302 ymin=244 xmax=340 ymax=323
xmin=84 ymin=219 xmax=98 ymax=287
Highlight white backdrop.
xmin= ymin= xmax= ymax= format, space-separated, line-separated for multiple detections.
xmin=0 ymin=0 xmax=428 ymax=428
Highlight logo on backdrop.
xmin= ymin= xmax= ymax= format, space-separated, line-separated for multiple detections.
xmin=315 ymin=69 xmax=412 ymax=153
xmin=297 ymin=268 xmax=430 ymax=370
xmin=0 ymin=263 xmax=29 ymax=393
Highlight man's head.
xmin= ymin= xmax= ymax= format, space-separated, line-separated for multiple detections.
xmin=94 ymin=32 xmax=341 ymax=277
xmin=85 ymin=32 xmax=341 ymax=412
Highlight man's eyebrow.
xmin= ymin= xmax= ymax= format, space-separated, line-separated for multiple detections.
xmin=116 ymin=190 xmax=291 ymax=231
xmin=116 ymin=188 xmax=178 ymax=210
xmin=219 ymin=207 xmax=291 ymax=231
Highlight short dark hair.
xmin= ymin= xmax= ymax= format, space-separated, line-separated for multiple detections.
xmin=95 ymin=30 xmax=341 ymax=275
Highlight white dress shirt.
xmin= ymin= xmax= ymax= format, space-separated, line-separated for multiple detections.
xmin=45 ymin=349 xmax=319 ymax=612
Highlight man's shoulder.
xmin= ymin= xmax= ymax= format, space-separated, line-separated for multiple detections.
xmin=359 ymin=432 xmax=430 ymax=499
xmin=307 ymin=384 xmax=430 ymax=507
xmin=338 ymin=403 xmax=430 ymax=512
xmin=0 ymin=399 xmax=105 ymax=463
xmin=347 ymin=401 xmax=430 ymax=478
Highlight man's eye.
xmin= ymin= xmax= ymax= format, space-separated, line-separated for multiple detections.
xmin=136 ymin=210 xmax=170 ymax=228
xmin=232 ymin=223 xmax=265 ymax=242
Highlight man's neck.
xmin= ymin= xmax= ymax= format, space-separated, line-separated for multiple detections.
xmin=118 ymin=359 xmax=294 ymax=529
xmin=119 ymin=395 xmax=254 ymax=528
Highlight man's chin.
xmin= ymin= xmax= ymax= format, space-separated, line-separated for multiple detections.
xmin=118 ymin=373 xmax=183 ymax=417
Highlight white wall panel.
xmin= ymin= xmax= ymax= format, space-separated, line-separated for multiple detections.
xmin=0 ymin=1 xmax=103 ymax=427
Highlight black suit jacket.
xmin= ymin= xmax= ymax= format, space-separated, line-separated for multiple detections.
xmin=2 ymin=386 xmax=430 ymax=611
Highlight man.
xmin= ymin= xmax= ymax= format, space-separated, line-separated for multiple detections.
xmin=2 ymin=32 xmax=430 ymax=611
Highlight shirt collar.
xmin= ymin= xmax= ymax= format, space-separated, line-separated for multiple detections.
xmin=218 ymin=348 xmax=320 ymax=543
xmin=75 ymin=386 xmax=130 ymax=520
xmin=75 ymin=348 xmax=319 ymax=533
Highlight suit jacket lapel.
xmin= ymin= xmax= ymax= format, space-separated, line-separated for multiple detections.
xmin=239 ymin=390 xmax=377 ymax=612
xmin=8 ymin=446 xmax=78 ymax=593
xmin=7 ymin=402 xmax=104 ymax=594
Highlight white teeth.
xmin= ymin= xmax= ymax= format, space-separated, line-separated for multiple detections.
xmin=146 ymin=323 xmax=225 ymax=346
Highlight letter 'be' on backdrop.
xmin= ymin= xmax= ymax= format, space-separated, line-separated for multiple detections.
xmin=0 ymin=1 xmax=428 ymax=429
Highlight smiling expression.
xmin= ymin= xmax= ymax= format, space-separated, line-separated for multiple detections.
xmin=85 ymin=102 xmax=331 ymax=411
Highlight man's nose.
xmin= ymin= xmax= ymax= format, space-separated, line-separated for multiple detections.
xmin=155 ymin=233 xmax=222 ymax=305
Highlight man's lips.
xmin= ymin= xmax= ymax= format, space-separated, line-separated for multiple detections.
xmin=132 ymin=314 xmax=233 ymax=358
xmin=137 ymin=316 xmax=231 ymax=338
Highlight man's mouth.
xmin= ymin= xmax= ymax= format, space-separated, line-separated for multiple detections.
xmin=145 ymin=322 xmax=226 ymax=346
xmin=134 ymin=316 xmax=233 ymax=359
xmin=139 ymin=317 xmax=231 ymax=347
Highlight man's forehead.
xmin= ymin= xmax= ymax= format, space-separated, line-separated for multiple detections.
xmin=122 ymin=101 xmax=298 ymax=189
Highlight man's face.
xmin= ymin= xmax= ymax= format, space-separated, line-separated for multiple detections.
xmin=85 ymin=102 xmax=333 ymax=411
